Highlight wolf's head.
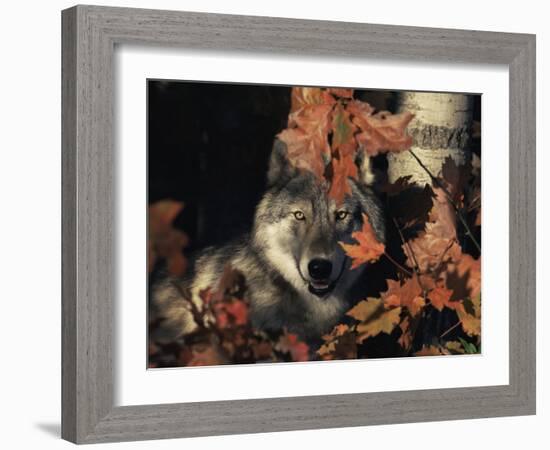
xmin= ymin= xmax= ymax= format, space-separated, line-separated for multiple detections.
xmin=252 ymin=139 xmax=385 ymax=301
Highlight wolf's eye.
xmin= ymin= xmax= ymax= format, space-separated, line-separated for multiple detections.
xmin=293 ymin=211 xmax=306 ymax=221
xmin=335 ymin=210 xmax=349 ymax=221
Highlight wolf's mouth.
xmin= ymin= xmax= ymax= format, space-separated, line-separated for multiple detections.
xmin=297 ymin=258 xmax=348 ymax=298
xmin=306 ymin=258 xmax=348 ymax=297
xmin=308 ymin=280 xmax=335 ymax=297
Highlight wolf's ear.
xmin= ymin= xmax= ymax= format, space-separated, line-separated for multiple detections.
xmin=266 ymin=139 xmax=296 ymax=186
xmin=355 ymin=149 xmax=376 ymax=186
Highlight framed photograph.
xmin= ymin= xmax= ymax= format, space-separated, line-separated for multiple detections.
xmin=62 ymin=5 xmax=536 ymax=444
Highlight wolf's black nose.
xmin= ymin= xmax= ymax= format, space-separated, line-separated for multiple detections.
xmin=308 ymin=259 xmax=332 ymax=281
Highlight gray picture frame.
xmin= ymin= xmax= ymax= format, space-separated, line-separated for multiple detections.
xmin=61 ymin=4 xmax=536 ymax=444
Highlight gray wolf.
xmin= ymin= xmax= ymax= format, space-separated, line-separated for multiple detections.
xmin=153 ymin=139 xmax=385 ymax=344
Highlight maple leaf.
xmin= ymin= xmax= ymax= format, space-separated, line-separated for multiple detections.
xmin=339 ymin=214 xmax=385 ymax=269
xmin=327 ymin=104 xmax=359 ymax=204
xmin=148 ymin=200 xmax=189 ymax=276
xmin=290 ymin=87 xmax=336 ymax=113
xmin=277 ymin=104 xmax=333 ymax=180
xmin=276 ymin=332 xmax=310 ymax=362
xmin=404 ymin=188 xmax=461 ymax=273
xmin=445 ymin=254 xmax=481 ymax=301
xmin=455 ymin=294 xmax=481 ymax=337
xmin=347 ymin=100 xmax=414 ymax=156
xmin=321 ymin=323 xmax=350 ymax=341
xmin=327 ymin=153 xmax=358 ymax=205
xmin=331 ymin=103 xmax=357 ymax=158
xmin=317 ymin=324 xmax=357 ymax=360
xmin=427 ymin=286 xmax=454 ymax=312
xmin=347 ymin=298 xmax=401 ymax=343
xmin=382 ymin=277 xmax=425 ymax=316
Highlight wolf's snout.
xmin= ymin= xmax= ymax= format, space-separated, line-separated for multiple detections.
xmin=308 ymin=259 xmax=333 ymax=281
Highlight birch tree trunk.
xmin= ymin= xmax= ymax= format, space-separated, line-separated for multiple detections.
xmin=387 ymin=92 xmax=474 ymax=185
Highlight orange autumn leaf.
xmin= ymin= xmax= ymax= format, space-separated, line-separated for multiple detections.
xmin=317 ymin=323 xmax=357 ymax=360
xmin=347 ymin=100 xmax=414 ymax=156
xmin=405 ymin=188 xmax=461 ymax=273
xmin=427 ymin=286 xmax=454 ymax=312
xmin=148 ymin=200 xmax=189 ymax=276
xmin=327 ymin=104 xmax=359 ymax=204
xmin=327 ymin=153 xmax=358 ymax=205
xmin=347 ymin=298 xmax=402 ymax=343
xmin=339 ymin=214 xmax=385 ymax=269
xmin=321 ymin=323 xmax=351 ymax=341
xmin=331 ymin=103 xmax=356 ymax=158
xmin=347 ymin=297 xmax=384 ymax=322
xmin=280 ymin=88 xmax=414 ymax=207
xmin=290 ymin=86 xmax=336 ymax=113
xmin=456 ymin=306 xmax=481 ymax=337
xmin=277 ymin=103 xmax=333 ymax=180
xmin=445 ymin=254 xmax=481 ymax=301
xmin=382 ymin=278 xmax=425 ymax=316
xmin=455 ymin=294 xmax=481 ymax=337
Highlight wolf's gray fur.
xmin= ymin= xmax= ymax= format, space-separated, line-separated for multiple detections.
xmin=153 ymin=140 xmax=385 ymax=343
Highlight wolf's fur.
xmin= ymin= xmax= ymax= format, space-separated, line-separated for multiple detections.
xmin=153 ymin=140 xmax=385 ymax=343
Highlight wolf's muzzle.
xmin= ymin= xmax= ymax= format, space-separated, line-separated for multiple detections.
xmin=307 ymin=258 xmax=335 ymax=297
xmin=308 ymin=259 xmax=333 ymax=281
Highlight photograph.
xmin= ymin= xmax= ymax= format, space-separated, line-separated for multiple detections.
xmin=2 ymin=0 xmax=542 ymax=447
xmin=147 ymin=82 xmax=482 ymax=367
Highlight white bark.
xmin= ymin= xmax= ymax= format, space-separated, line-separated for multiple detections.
xmin=387 ymin=92 xmax=474 ymax=185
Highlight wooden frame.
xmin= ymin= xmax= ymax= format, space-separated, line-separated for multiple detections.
xmin=62 ymin=5 xmax=536 ymax=444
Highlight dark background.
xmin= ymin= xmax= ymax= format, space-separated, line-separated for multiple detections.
xmin=148 ymin=81 xmax=295 ymax=253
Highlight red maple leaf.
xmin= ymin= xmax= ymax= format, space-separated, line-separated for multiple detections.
xmin=382 ymin=277 xmax=425 ymax=316
xmin=347 ymin=100 xmax=414 ymax=156
xmin=327 ymin=104 xmax=359 ymax=204
xmin=277 ymin=103 xmax=334 ymax=180
xmin=339 ymin=214 xmax=385 ymax=269
xmin=289 ymin=86 xmax=336 ymax=113
xmin=327 ymin=153 xmax=358 ymax=205
xmin=404 ymin=188 xmax=461 ymax=273
xmin=427 ymin=286 xmax=454 ymax=312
